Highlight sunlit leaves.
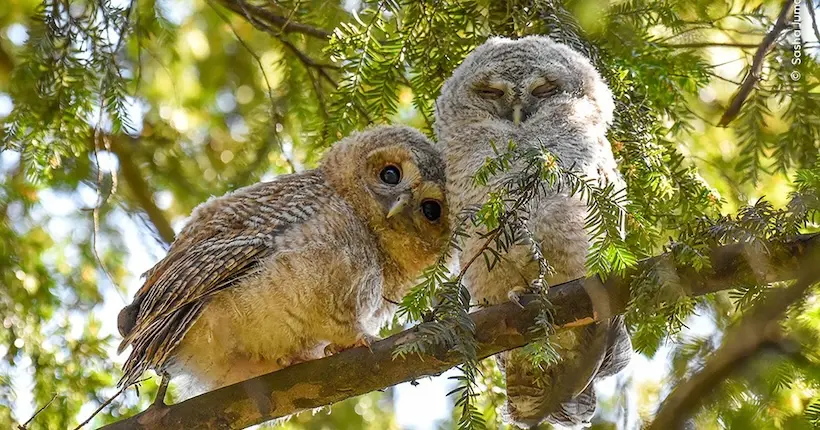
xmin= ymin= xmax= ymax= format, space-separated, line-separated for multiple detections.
xmin=2 ymin=0 xmax=135 ymax=180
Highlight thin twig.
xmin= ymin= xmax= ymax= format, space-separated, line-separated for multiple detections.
xmin=275 ymin=35 xmax=340 ymax=83
xmin=217 ymin=0 xmax=336 ymax=74
xmin=216 ymin=0 xmax=331 ymax=39
xmin=719 ymin=0 xmax=795 ymax=127
xmin=73 ymin=378 xmax=150 ymax=430
xmin=111 ymin=0 xmax=135 ymax=56
xmin=226 ymin=1 xmax=374 ymax=125
xmin=308 ymin=67 xmax=331 ymax=124
xmin=382 ymin=295 xmax=401 ymax=306
xmin=436 ymin=176 xmax=539 ymax=316
xmin=664 ymin=42 xmax=760 ymax=49
xmin=207 ymin=0 xmax=296 ymax=174
xmin=91 ymin=0 xmax=130 ymax=299
xmin=232 ymin=120 xmax=292 ymax=184
xmin=271 ymin=0 xmax=301 ymax=38
xmin=17 ymin=394 xmax=57 ymax=430
xmin=92 ymin=106 xmax=127 ymax=304
xmin=807 ymin=0 xmax=820 ymax=44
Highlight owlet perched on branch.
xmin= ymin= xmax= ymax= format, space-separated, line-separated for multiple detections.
xmin=117 ymin=125 xmax=449 ymax=398
xmin=435 ymin=36 xmax=632 ymax=428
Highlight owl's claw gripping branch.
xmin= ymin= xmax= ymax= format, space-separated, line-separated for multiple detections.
xmin=324 ymin=334 xmax=380 ymax=356
xmin=357 ymin=334 xmax=380 ymax=350
xmin=508 ymin=286 xmax=529 ymax=309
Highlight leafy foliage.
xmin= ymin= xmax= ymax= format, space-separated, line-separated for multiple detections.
xmin=0 ymin=0 xmax=818 ymax=429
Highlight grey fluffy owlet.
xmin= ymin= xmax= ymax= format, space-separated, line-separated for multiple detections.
xmin=435 ymin=36 xmax=632 ymax=428
xmin=116 ymin=125 xmax=450 ymax=396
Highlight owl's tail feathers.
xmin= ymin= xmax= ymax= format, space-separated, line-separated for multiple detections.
xmin=502 ymin=383 xmax=596 ymax=429
xmin=546 ymin=385 xmax=596 ymax=428
xmin=499 ymin=325 xmax=606 ymax=429
xmin=501 ymin=319 xmax=632 ymax=429
xmin=598 ymin=315 xmax=632 ymax=379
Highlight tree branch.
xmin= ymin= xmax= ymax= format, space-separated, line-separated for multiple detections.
xmin=215 ymin=0 xmax=374 ymax=124
xmin=807 ymin=0 xmax=820 ymax=45
xmin=664 ymin=42 xmax=760 ymax=49
xmin=99 ymin=233 xmax=819 ymax=430
xmin=215 ymin=0 xmax=332 ymax=39
xmin=213 ymin=0 xmax=338 ymax=78
xmin=718 ymin=0 xmax=795 ymax=127
xmin=649 ymin=265 xmax=820 ymax=430
xmin=16 ymin=394 xmax=56 ymax=430
xmin=108 ymin=138 xmax=176 ymax=245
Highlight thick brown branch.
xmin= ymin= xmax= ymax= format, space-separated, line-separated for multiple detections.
xmin=108 ymin=139 xmax=175 ymax=245
xmin=100 ymin=234 xmax=819 ymax=430
xmin=0 ymin=43 xmax=14 ymax=83
xmin=649 ymin=263 xmax=820 ymax=429
xmin=215 ymin=0 xmax=332 ymax=39
xmin=718 ymin=0 xmax=795 ymax=126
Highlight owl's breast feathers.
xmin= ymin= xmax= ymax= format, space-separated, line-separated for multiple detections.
xmin=116 ymin=170 xmax=341 ymax=387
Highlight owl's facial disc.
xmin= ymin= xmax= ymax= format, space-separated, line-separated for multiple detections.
xmin=469 ymin=65 xmax=563 ymax=125
xmin=473 ymin=75 xmax=558 ymax=125
xmin=363 ymin=148 xmax=446 ymax=229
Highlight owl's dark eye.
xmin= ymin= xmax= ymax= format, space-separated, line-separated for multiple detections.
xmin=380 ymin=165 xmax=402 ymax=185
xmin=420 ymin=200 xmax=442 ymax=222
xmin=532 ymin=82 xmax=558 ymax=98
xmin=475 ymin=87 xmax=505 ymax=99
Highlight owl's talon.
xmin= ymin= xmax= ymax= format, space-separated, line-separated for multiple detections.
xmin=508 ymin=286 xmax=528 ymax=309
xmin=324 ymin=343 xmax=342 ymax=356
xmin=324 ymin=334 xmax=380 ymax=356
xmin=357 ymin=334 xmax=380 ymax=352
xmin=276 ymin=356 xmax=294 ymax=368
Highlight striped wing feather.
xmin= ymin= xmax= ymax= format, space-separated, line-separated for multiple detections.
xmin=117 ymin=172 xmax=330 ymax=386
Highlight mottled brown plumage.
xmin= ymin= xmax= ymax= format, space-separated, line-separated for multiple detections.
xmin=117 ymin=125 xmax=449 ymax=396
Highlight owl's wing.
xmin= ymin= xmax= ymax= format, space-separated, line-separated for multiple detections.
xmin=117 ymin=171 xmax=331 ymax=386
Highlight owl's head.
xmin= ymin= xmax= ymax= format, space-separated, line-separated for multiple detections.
xmin=322 ymin=125 xmax=450 ymax=274
xmin=435 ymin=36 xmax=614 ymax=136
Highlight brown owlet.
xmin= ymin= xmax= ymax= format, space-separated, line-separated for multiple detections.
xmin=116 ymin=125 xmax=449 ymax=397
xmin=434 ymin=36 xmax=632 ymax=428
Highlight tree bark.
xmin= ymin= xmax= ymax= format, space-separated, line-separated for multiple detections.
xmin=108 ymin=138 xmax=176 ymax=245
xmin=718 ymin=0 xmax=795 ymax=126
xmin=100 ymin=234 xmax=819 ymax=430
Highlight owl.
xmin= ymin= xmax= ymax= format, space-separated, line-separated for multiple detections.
xmin=116 ymin=125 xmax=449 ymax=400
xmin=434 ymin=36 xmax=632 ymax=428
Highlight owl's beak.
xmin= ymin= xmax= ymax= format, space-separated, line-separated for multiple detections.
xmin=512 ymin=103 xmax=523 ymax=125
xmin=386 ymin=193 xmax=410 ymax=218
